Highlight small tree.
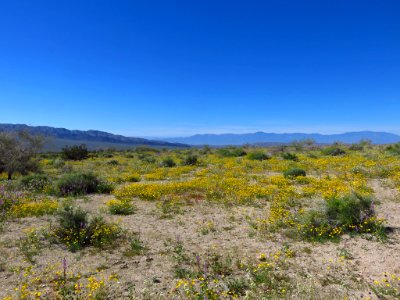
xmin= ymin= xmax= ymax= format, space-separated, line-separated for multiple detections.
xmin=0 ymin=131 xmax=44 ymax=180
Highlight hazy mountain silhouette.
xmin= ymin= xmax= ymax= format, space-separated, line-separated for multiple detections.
xmin=0 ymin=124 xmax=188 ymax=150
xmin=161 ymin=131 xmax=400 ymax=145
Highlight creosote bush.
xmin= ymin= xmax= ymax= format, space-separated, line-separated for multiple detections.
xmin=182 ymin=154 xmax=198 ymax=166
xmin=386 ymin=143 xmax=400 ymax=156
xmin=322 ymin=146 xmax=346 ymax=156
xmin=281 ymin=152 xmax=299 ymax=161
xmin=19 ymin=173 xmax=51 ymax=193
xmin=61 ymin=144 xmax=89 ymax=160
xmin=54 ymin=205 xmax=122 ymax=251
xmin=107 ymin=199 xmax=135 ymax=215
xmin=296 ymin=194 xmax=385 ymax=241
xmin=161 ymin=157 xmax=176 ymax=168
xmin=283 ymin=167 xmax=306 ymax=178
xmin=326 ymin=193 xmax=374 ymax=226
xmin=56 ymin=172 xmax=113 ymax=196
xmin=216 ymin=147 xmax=247 ymax=157
xmin=247 ymin=151 xmax=270 ymax=161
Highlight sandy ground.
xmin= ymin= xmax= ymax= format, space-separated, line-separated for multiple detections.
xmin=0 ymin=179 xmax=399 ymax=299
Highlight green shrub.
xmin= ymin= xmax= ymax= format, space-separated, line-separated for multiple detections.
xmin=107 ymin=159 xmax=119 ymax=165
xmin=281 ymin=152 xmax=299 ymax=161
xmin=247 ymin=151 xmax=270 ymax=161
xmin=386 ymin=143 xmax=400 ymax=155
xmin=56 ymin=173 xmax=113 ymax=196
xmin=297 ymin=194 xmax=385 ymax=241
xmin=125 ymin=174 xmax=140 ymax=182
xmin=322 ymin=146 xmax=346 ymax=156
xmin=62 ymin=144 xmax=89 ymax=160
xmin=54 ymin=205 xmax=122 ymax=251
xmin=107 ymin=199 xmax=136 ymax=215
xmin=52 ymin=158 xmax=65 ymax=168
xmin=182 ymin=154 xmax=198 ymax=166
xmin=88 ymin=216 xmax=122 ymax=248
xmin=283 ymin=168 xmax=306 ymax=178
xmin=139 ymin=154 xmax=156 ymax=163
xmin=19 ymin=174 xmax=51 ymax=193
xmin=161 ymin=157 xmax=176 ymax=167
xmin=326 ymin=194 xmax=373 ymax=226
xmin=216 ymin=147 xmax=247 ymax=157
xmin=349 ymin=144 xmax=364 ymax=151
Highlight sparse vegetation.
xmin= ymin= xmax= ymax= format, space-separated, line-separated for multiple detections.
xmin=1 ymin=143 xmax=400 ymax=299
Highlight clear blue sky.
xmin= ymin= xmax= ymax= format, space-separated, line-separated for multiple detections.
xmin=0 ymin=1 xmax=399 ymax=137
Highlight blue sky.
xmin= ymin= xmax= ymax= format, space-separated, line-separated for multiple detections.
xmin=0 ymin=1 xmax=399 ymax=137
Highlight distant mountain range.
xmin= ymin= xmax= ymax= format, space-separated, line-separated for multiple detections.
xmin=2 ymin=124 xmax=399 ymax=149
xmin=160 ymin=131 xmax=400 ymax=146
xmin=0 ymin=124 xmax=188 ymax=151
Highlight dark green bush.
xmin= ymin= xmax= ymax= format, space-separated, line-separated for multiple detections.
xmin=281 ymin=152 xmax=299 ymax=161
xmin=247 ymin=151 xmax=270 ymax=161
xmin=108 ymin=200 xmax=136 ymax=215
xmin=138 ymin=153 xmax=156 ymax=163
xmin=182 ymin=154 xmax=198 ymax=166
xmin=326 ymin=194 xmax=373 ymax=226
xmin=56 ymin=173 xmax=113 ymax=196
xmin=62 ymin=144 xmax=89 ymax=160
xmin=349 ymin=144 xmax=364 ymax=151
xmin=283 ymin=168 xmax=306 ymax=178
xmin=54 ymin=205 xmax=122 ymax=251
xmin=216 ymin=147 xmax=247 ymax=157
xmin=19 ymin=174 xmax=51 ymax=193
xmin=297 ymin=194 xmax=384 ymax=242
xmin=107 ymin=159 xmax=119 ymax=165
xmin=58 ymin=204 xmax=89 ymax=232
xmin=161 ymin=157 xmax=176 ymax=167
xmin=322 ymin=146 xmax=346 ymax=156
xmin=386 ymin=143 xmax=400 ymax=156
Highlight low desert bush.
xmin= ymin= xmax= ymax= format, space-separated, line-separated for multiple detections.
xmin=62 ymin=144 xmax=89 ymax=160
xmin=297 ymin=194 xmax=385 ymax=241
xmin=281 ymin=152 xmax=299 ymax=161
xmin=326 ymin=193 xmax=373 ymax=226
xmin=283 ymin=168 xmax=306 ymax=178
xmin=106 ymin=199 xmax=136 ymax=215
xmin=386 ymin=143 xmax=400 ymax=156
xmin=19 ymin=174 xmax=51 ymax=193
xmin=107 ymin=159 xmax=119 ymax=165
xmin=54 ymin=205 xmax=122 ymax=251
xmin=322 ymin=146 xmax=346 ymax=156
xmin=161 ymin=157 xmax=176 ymax=167
xmin=182 ymin=154 xmax=198 ymax=166
xmin=217 ymin=147 xmax=247 ymax=157
xmin=55 ymin=172 xmax=113 ymax=196
xmin=247 ymin=151 xmax=270 ymax=161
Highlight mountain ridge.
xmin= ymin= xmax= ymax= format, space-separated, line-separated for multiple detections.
xmin=160 ymin=131 xmax=400 ymax=145
xmin=0 ymin=124 xmax=188 ymax=150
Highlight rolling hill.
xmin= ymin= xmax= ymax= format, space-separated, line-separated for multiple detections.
xmin=0 ymin=124 xmax=188 ymax=151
